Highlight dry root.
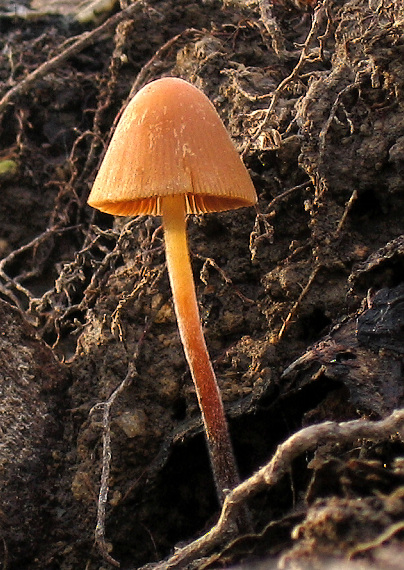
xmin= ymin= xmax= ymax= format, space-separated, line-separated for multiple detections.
xmin=131 ymin=410 xmax=404 ymax=569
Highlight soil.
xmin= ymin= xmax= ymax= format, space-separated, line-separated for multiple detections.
xmin=0 ymin=0 xmax=404 ymax=568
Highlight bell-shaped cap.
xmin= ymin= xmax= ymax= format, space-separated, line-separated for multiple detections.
xmin=88 ymin=77 xmax=257 ymax=216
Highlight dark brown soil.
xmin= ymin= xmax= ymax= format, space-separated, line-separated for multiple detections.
xmin=0 ymin=0 xmax=404 ymax=568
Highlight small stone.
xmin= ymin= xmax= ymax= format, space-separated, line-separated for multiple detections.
xmin=115 ymin=409 xmax=148 ymax=438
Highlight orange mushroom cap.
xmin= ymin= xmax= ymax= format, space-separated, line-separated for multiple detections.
xmin=88 ymin=77 xmax=257 ymax=216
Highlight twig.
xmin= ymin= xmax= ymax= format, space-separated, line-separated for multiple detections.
xmin=0 ymin=537 xmax=8 ymax=570
xmin=129 ymin=28 xmax=203 ymax=97
xmin=317 ymin=0 xmax=333 ymax=59
xmin=318 ymin=82 xmax=359 ymax=157
xmin=278 ymin=264 xmax=321 ymax=340
xmin=242 ymin=0 xmax=328 ymax=157
xmin=335 ymin=189 xmax=358 ymax=236
xmin=258 ymin=0 xmax=285 ymax=55
xmin=347 ymin=519 xmax=404 ymax=560
xmin=250 ymin=181 xmax=311 ymax=261
xmin=268 ymin=181 xmax=312 ymax=212
xmin=0 ymin=1 xmax=147 ymax=115
xmin=0 ymin=225 xmax=81 ymax=310
xmin=93 ymin=329 xmax=147 ymax=567
xmin=249 ymin=211 xmax=274 ymax=262
xmin=141 ymin=410 xmax=404 ymax=569
xmin=92 ymin=362 xmax=137 ymax=567
xmin=194 ymin=253 xmax=255 ymax=305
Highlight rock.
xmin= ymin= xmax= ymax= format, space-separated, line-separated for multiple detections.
xmin=0 ymin=299 xmax=67 ymax=565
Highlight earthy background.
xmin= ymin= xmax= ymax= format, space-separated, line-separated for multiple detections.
xmin=0 ymin=0 xmax=404 ymax=568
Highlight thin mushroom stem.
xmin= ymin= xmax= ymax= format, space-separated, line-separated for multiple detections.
xmin=161 ymin=194 xmax=240 ymax=503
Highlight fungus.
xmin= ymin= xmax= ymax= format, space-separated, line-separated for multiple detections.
xmin=87 ymin=77 xmax=257 ymax=504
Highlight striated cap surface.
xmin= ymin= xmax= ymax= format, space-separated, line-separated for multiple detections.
xmin=88 ymin=77 xmax=257 ymax=216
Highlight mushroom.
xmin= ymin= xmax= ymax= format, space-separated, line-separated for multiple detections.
xmin=87 ymin=77 xmax=257 ymax=504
